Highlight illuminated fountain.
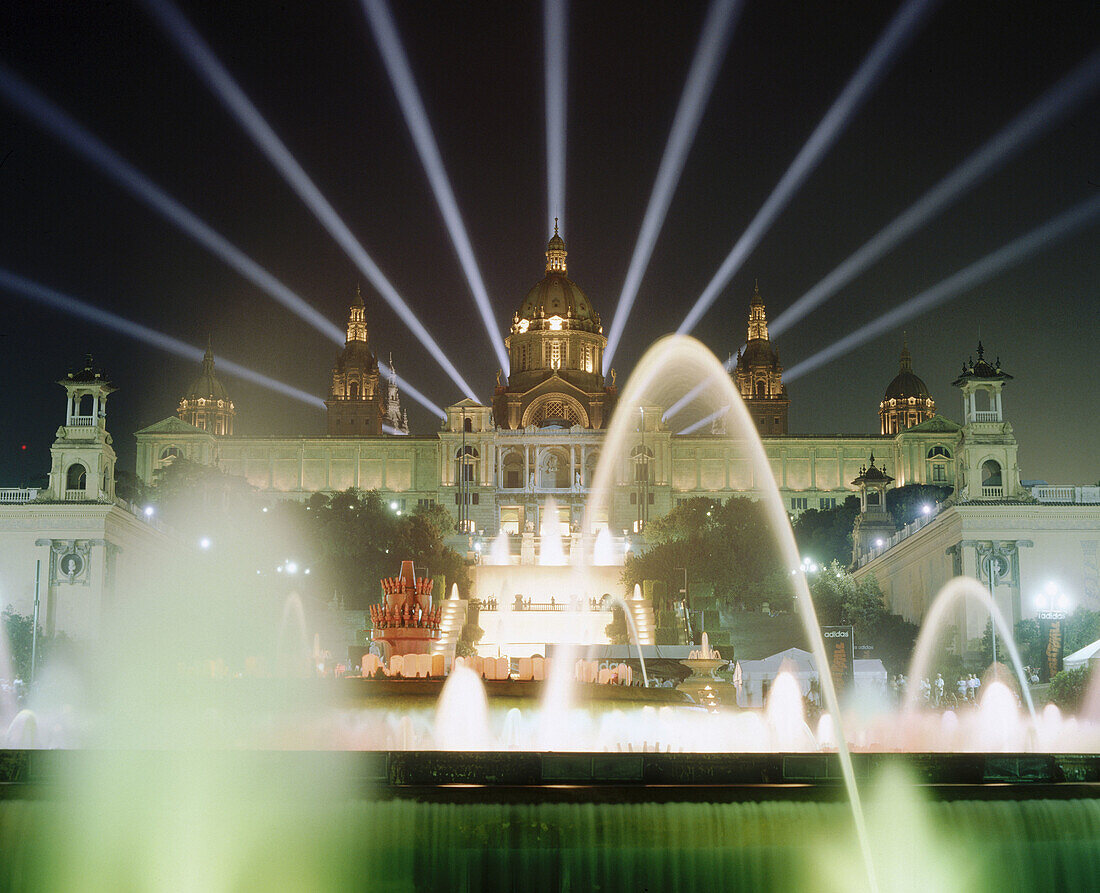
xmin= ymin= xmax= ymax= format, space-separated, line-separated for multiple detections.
xmin=3 ymin=336 xmax=1100 ymax=892
xmin=367 ymin=560 xmax=441 ymax=661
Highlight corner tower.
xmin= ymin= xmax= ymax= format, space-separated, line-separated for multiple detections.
xmin=326 ymin=286 xmax=384 ymax=435
xmin=952 ymin=341 xmax=1023 ymax=501
xmin=879 ymin=339 xmax=935 ymax=434
xmin=733 ymin=283 xmax=788 ymax=435
xmin=47 ymin=357 xmax=117 ymax=502
xmin=178 ymin=340 xmax=235 ymax=435
xmin=493 ymin=225 xmax=617 ymax=429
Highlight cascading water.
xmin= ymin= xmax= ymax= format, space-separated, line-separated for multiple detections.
xmin=538 ymin=496 xmax=567 ymax=566
xmin=592 ymin=527 xmax=616 ymax=566
xmin=487 ymin=530 xmax=511 ymax=566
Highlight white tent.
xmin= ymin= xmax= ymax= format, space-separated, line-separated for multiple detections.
xmin=1063 ymin=639 xmax=1100 ymax=671
xmin=736 ymin=647 xmax=887 ymax=707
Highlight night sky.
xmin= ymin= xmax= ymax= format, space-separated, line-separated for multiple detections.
xmin=1 ymin=1 xmax=1097 ymax=488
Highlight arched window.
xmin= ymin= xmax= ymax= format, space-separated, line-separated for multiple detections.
xmin=455 ymin=445 xmax=479 ymax=483
xmin=463 ymin=417 xmax=473 ymax=433
xmin=981 ymin=460 xmax=1002 ymax=489
xmin=78 ymin=394 xmax=94 ymax=416
xmin=927 ymin=445 xmax=951 ymax=459
xmin=754 ymin=380 xmax=765 ymax=399
xmin=349 ymin=381 xmax=360 ymax=398
xmin=502 ymin=451 xmax=524 ymax=489
xmin=631 ymin=445 xmax=654 ymax=483
xmin=66 ymin=463 xmax=87 ymax=491
xmin=159 ymin=446 xmax=182 ymax=463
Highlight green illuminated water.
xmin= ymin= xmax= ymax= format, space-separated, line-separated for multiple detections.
xmin=2 ymin=796 xmax=1099 ymax=892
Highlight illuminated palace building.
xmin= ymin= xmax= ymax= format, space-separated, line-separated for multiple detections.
xmin=138 ymin=231 xmax=1026 ymax=542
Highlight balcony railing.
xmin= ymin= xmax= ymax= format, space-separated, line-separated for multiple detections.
xmin=63 ymin=490 xmax=87 ymax=501
xmin=1031 ymin=485 xmax=1100 ymax=504
xmin=68 ymin=415 xmax=96 ymax=427
xmin=980 ymin=486 xmax=1004 ymax=498
xmin=0 ymin=488 xmax=38 ymax=504
xmin=971 ymin=411 xmax=1000 ymax=422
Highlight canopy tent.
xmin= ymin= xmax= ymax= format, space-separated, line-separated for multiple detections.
xmin=1064 ymin=639 xmax=1100 ymax=671
xmin=736 ymin=647 xmax=887 ymax=707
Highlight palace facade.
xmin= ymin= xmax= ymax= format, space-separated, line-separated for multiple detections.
xmin=135 ymin=231 xmax=990 ymax=543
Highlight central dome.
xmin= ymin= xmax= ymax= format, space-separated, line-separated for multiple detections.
xmin=513 ymin=223 xmax=601 ymax=332
xmin=518 ymin=272 xmax=596 ymax=323
xmin=884 ymin=369 xmax=930 ymax=400
xmin=883 ymin=343 xmax=930 ymax=399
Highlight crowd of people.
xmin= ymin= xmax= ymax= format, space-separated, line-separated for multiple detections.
xmin=888 ymin=672 xmax=986 ymax=707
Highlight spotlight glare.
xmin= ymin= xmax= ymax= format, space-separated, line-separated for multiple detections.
xmin=678 ymin=0 xmax=936 ymax=336
xmin=0 ymin=59 xmax=343 ymax=344
xmin=544 ymin=0 xmax=569 ymax=236
xmin=603 ymin=0 xmax=744 ymax=374
xmin=0 ymin=60 xmax=446 ymax=418
xmin=677 ymin=404 xmax=731 ymax=435
xmin=199 ymin=537 xmax=212 ymax=550
xmin=141 ymin=0 xmax=479 ymax=402
xmin=360 ymin=0 xmax=509 ymax=377
xmin=771 ymin=45 xmax=1100 ymax=339
xmin=785 ymin=192 xmax=1100 ymax=382
xmin=0 ymin=268 xmax=327 ymax=409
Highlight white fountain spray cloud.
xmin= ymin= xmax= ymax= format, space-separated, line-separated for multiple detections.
xmin=770 ymin=45 xmax=1100 ymax=339
xmin=785 ymin=192 xmax=1100 ymax=382
xmin=0 ymin=267 xmax=326 ymax=409
xmin=677 ymin=0 xmax=938 ymax=337
xmin=601 ymin=0 xmax=744 ymax=375
xmin=583 ymin=335 xmax=879 ymax=891
xmin=360 ymin=0 xmax=509 ymax=378
xmin=141 ymin=0 xmax=480 ymax=403
xmin=904 ymin=577 xmax=1037 ymax=724
xmin=544 ymin=0 xmax=568 ymax=236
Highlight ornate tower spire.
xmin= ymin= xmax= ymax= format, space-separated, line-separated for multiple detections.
xmin=899 ymin=335 xmax=912 ymax=373
xmin=734 ymin=282 xmax=788 ymax=435
xmin=346 ymin=284 xmax=368 ymax=344
xmin=545 ymin=219 xmax=567 ymax=274
xmin=746 ymin=280 xmax=770 ymax=342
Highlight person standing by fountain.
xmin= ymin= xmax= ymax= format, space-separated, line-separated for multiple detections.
xmin=934 ymin=673 xmax=944 ymax=707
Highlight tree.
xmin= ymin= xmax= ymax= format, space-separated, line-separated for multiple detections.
xmin=1 ymin=607 xmax=73 ymax=680
xmin=151 ymin=457 xmax=257 ymax=534
xmin=979 ymin=618 xmax=1042 ymax=669
xmin=808 ymin=565 xmax=918 ymax=675
xmin=623 ymin=496 xmax=787 ymax=611
xmin=274 ymin=489 xmax=469 ymax=610
xmin=1048 ymin=667 xmax=1091 ymax=713
xmin=1063 ymin=609 xmax=1100 ymax=656
xmin=885 ymin=484 xmax=952 ymax=529
xmin=792 ymin=496 xmax=861 ymax=567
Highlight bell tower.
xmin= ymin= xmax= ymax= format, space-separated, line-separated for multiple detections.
xmin=326 ymin=286 xmax=384 ymax=435
xmin=952 ymin=342 xmax=1023 ymax=501
xmin=733 ymin=282 xmax=789 ymax=435
xmin=47 ymin=357 xmax=117 ymax=502
xmin=850 ymin=454 xmax=895 ymax=564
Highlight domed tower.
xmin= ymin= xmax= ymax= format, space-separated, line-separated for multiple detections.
xmin=326 ymin=286 xmax=384 ymax=435
xmin=879 ymin=339 xmax=935 ymax=435
xmin=493 ymin=224 xmax=617 ymax=429
xmin=733 ymin=283 xmax=789 ymax=435
xmin=178 ymin=340 xmax=235 ymax=435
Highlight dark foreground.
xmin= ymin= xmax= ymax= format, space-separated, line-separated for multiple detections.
xmin=1 ymin=750 xmax=1099 ymax=891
